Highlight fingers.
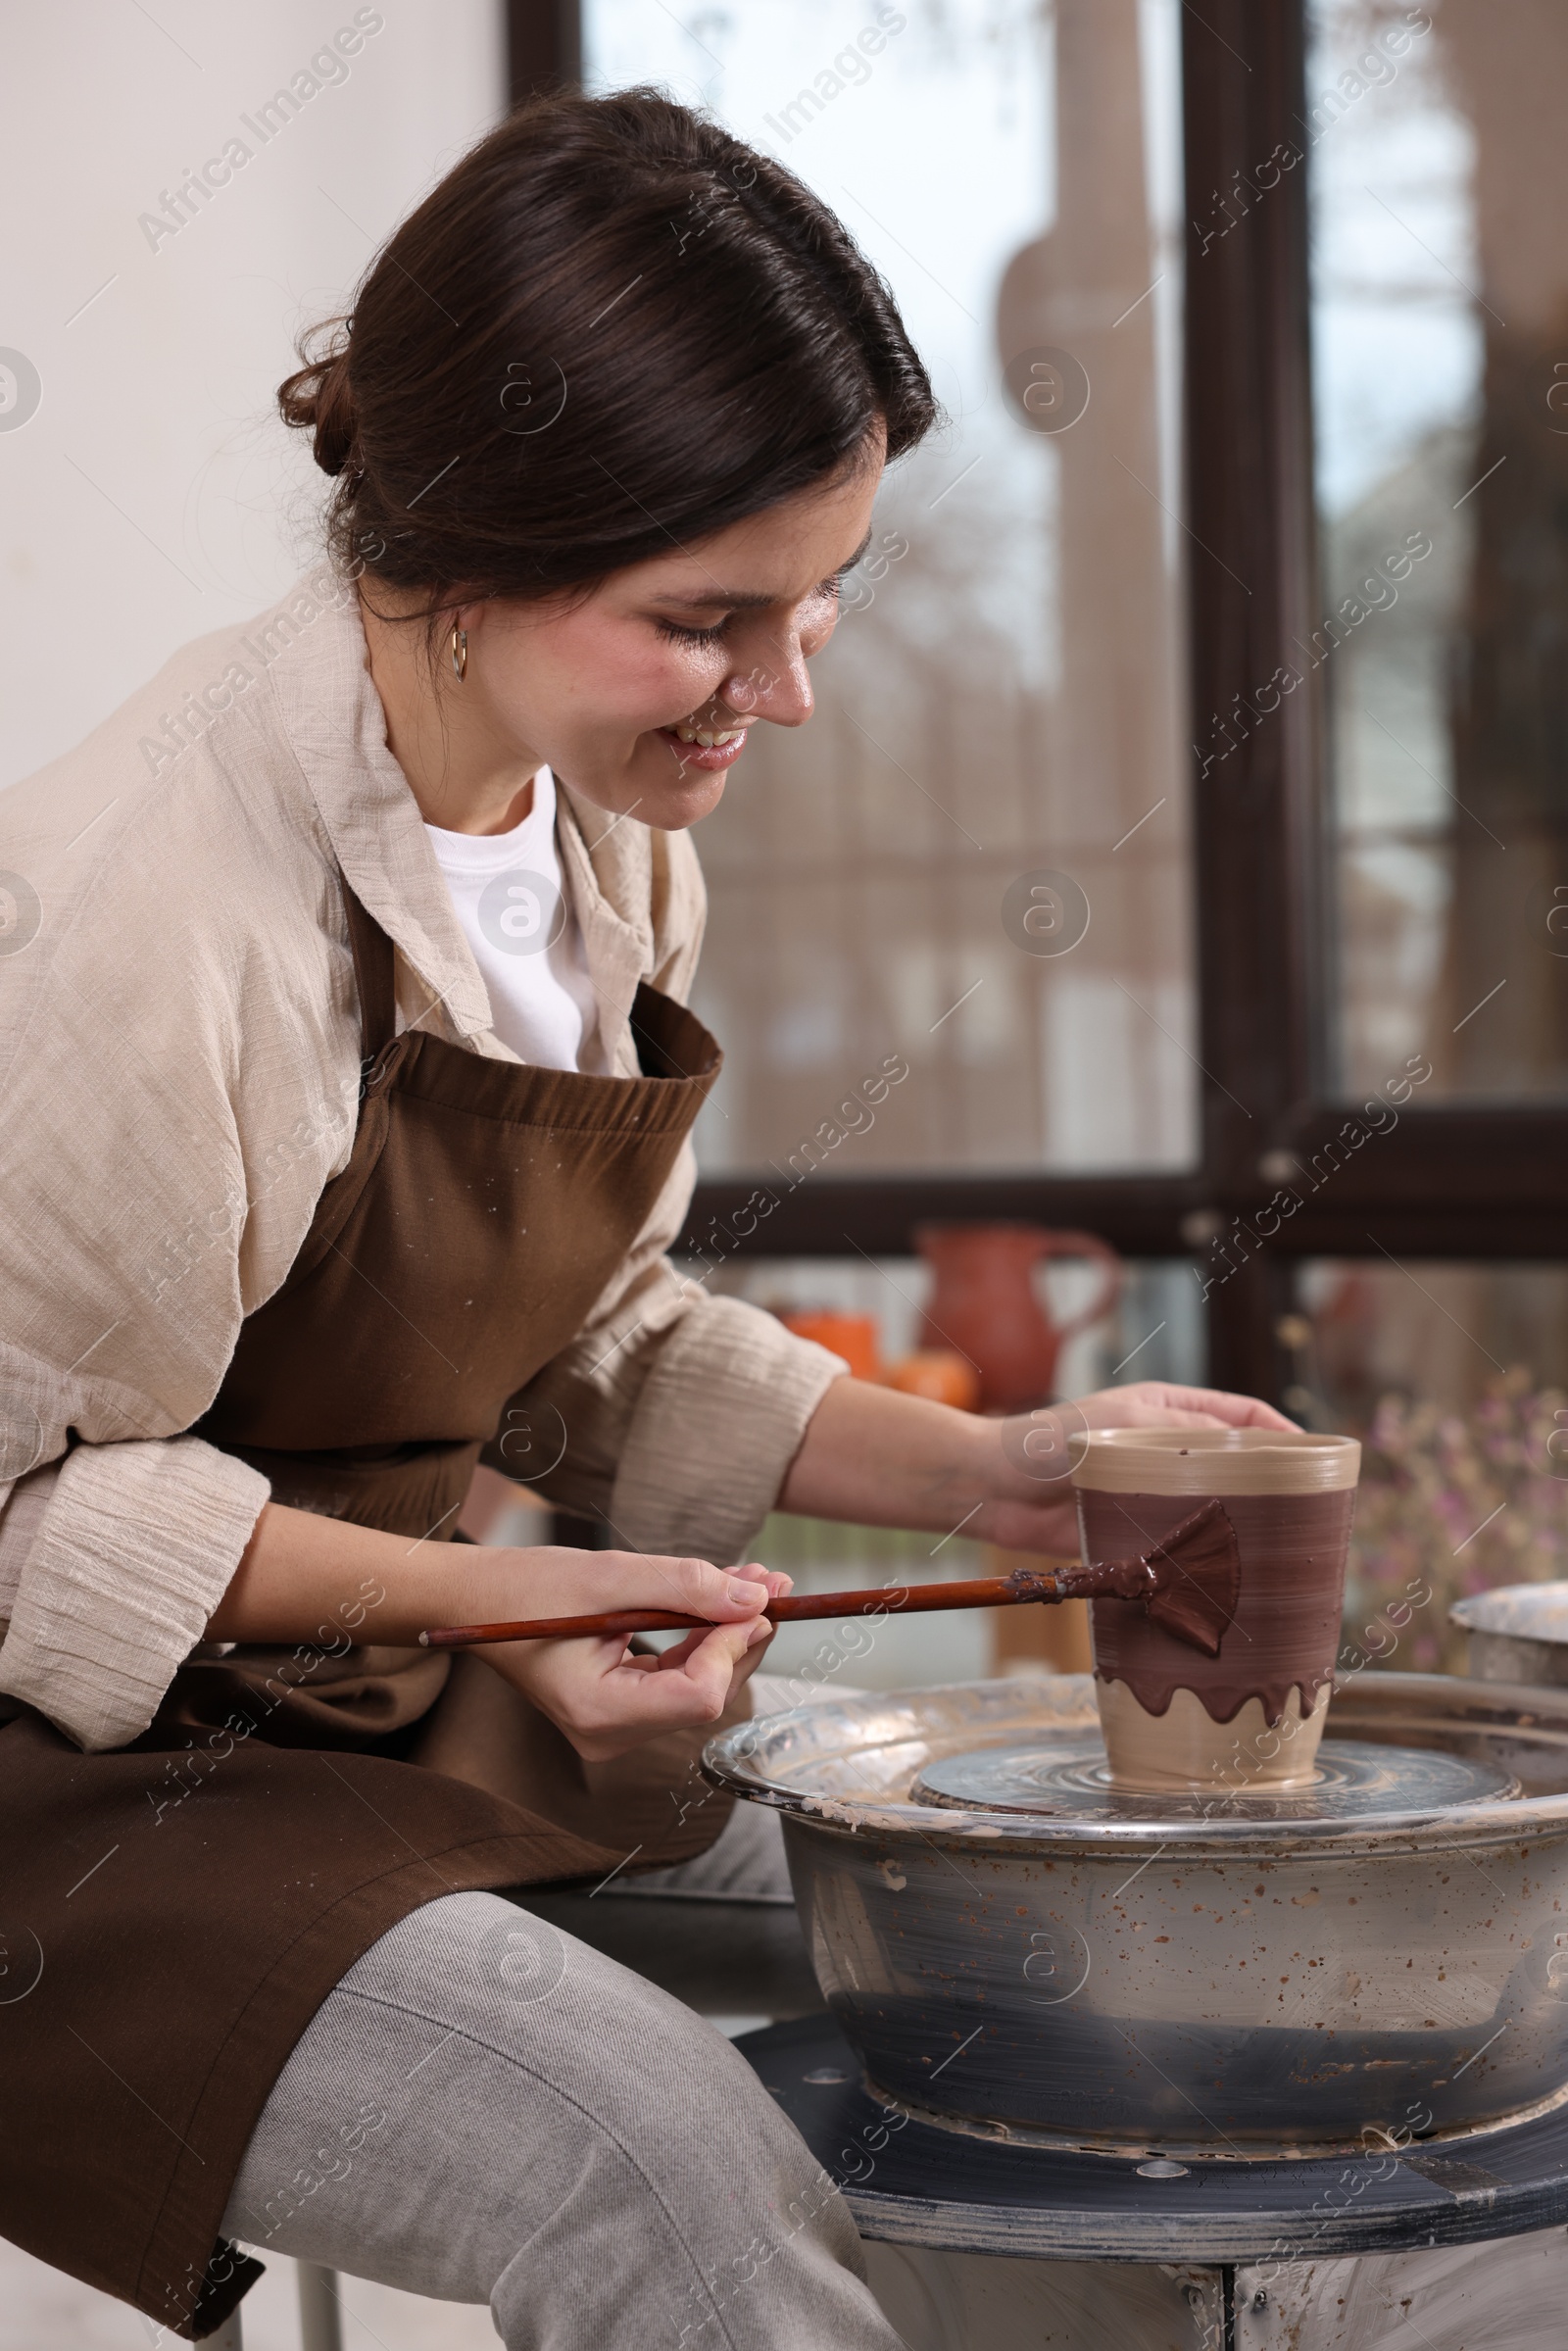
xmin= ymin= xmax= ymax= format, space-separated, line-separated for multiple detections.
xmin=476 ymin=1545 xmax=791 ymax=1759
xmin=685 ymin=1620 xmax=775 ymax=1721
xmin=1078 ymin=1383 xmax=1297 ymax=1434
xmin=646 ymin=1617 xmax=770 ymax=1673
xmin=612 ymin=1555 xmax=790 ymax=1624
xmin=591 ymin=1551 xmax=771 ymax=1624
xmin=488 ymin=1611 xmax=768 ymax=1761
xmin=724 ymin=1621 xmax=777 ymax=1695
xmin=1080 ymin=1403 xmax=1224 ymax=1428
xmin=598 ymin=1619 xmax=762 ymax=1743
xmin=672 ymin=1556 xmax=770 ymax=1619
xmin=498 ymin=1547 xmax=789 ymax=1629
xmin=1215 ymin=1395 xmax=1298 ymax=1431
xmin=665 ymin=1617 xmax=773 ymax=1682
xmin=725 ymin=1562 xmax=793 ymax=1602
xmin=1150 ymin=1385 xmax=1297 ymax=1431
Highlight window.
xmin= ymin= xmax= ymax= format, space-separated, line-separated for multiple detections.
xmin=586 ymin=0 xmax=1198 ymax=1180
xmin=515 ymin=0 xmax=1568 ymax=1452
xmin=1309 ymin=0 xmax=1568 ymax=1102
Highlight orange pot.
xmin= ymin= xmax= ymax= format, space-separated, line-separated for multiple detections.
xmin=781 ymin=1310 xmax=883 ymax=1384
xmin=914 ymin=1223 xmax=1123 ymax=1413
xmin=885 ymin=1349 xmax=982 ymax=1411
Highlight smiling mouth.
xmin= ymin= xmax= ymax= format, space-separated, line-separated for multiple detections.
xmin=667 ymin=719 xmax=747 ymax=747
xmin=657 ymin=715 xmax=752 ymax=770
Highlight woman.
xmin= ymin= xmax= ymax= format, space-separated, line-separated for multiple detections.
xmin=0 ymin=89 xmax=1290 ymax=2346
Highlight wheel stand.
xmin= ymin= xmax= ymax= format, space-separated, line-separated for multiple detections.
xmin=740 ymin=2015 xmax=1568 ymax=2351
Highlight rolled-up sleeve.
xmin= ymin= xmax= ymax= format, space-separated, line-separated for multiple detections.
xmin=0 ymin=666 xmax=361 ymax=1752
xmin=609 ymin=1290 xmax=846 ymax=1561
xmin=0 ymin=1440 xmax=270 ymax=1751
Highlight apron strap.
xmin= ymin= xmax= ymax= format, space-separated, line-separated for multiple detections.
xmin=341 ymin=875 xmax=398 ymax=1063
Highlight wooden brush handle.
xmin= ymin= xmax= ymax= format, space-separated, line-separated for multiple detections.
xmin=418 ymin=1563 xmax=1144 ymax=1650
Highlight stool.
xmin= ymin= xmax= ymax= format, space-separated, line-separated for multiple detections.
xmin=207 ymin=2259 xmax=344 ymax=2349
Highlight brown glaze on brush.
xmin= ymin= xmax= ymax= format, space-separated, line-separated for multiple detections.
xmin=1002 ymin=1496 xmax=1240 ymax=1654
xmin=1079 ymin=1486 xmax=1355 ymax=1727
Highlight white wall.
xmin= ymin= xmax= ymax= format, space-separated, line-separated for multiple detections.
xmin=0 ymin=0 xmax=504 ymax=787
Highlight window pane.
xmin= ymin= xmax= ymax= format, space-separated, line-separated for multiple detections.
xmin=1291 ymin=1258 xmax=1568 ymax=1670
xmin=586 ymin=0 xmax=1197 ymax=1173
xmin=683 ymin=1251 xmax=1206 ymax=1396
xmin=1309 ymin=0 xmax=1568 ymax=1101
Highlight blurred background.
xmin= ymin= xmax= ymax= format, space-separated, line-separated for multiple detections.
xmin=5 ymin=0 xmax=1567 ymax=1714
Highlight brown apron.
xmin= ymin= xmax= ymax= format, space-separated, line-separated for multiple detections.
xmin=0 ymin=879 xmax=736 ymax=2339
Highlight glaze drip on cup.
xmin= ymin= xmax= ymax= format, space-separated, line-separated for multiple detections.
xmin=1071 ymin=1429 xmax=1361 ymax=1791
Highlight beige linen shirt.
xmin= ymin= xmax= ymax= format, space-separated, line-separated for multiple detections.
xmin=0 ymin=564 xmax=842 ymax=1752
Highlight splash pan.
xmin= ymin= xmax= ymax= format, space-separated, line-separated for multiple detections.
xmin=704 ymin=1674 xmax=1568 ymax=2155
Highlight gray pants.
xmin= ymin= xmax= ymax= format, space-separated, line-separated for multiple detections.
xmin=221 ymin=1876 xmax=905 ymax=2349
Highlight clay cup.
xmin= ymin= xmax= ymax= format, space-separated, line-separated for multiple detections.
xmin=1071 ymin=1428 xmax=1361 ymax=1793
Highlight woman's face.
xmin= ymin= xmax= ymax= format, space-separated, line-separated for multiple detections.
xmin=457 ymin=444 xmax=885 ymax=829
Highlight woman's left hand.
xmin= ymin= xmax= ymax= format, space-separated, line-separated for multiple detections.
xmin=975 ymin=1380 xmax=1296 ymax=1556
xmin=780 ymin=1374 xmax=1297 ymax=1561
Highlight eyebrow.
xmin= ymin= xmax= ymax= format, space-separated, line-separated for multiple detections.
xmin=652 ymin=527 xmax=875 ymax=612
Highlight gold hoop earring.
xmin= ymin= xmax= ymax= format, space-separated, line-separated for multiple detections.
xmin=450 ymin=625 xmax=468 ymax=682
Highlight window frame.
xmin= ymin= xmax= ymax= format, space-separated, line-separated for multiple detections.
xmin=514 ymin=0 xmax=1566 ymax=1407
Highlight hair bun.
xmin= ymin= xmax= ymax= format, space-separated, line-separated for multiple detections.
xmin=277 ymin=335 xmax=358 ymax=478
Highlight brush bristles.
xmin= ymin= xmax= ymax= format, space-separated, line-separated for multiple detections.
xmin=1141 ymin=1499 xmax=1241 ymax=1656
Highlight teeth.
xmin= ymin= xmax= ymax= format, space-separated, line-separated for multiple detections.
xmin=672 ymin=724 xmax=742 ymax=746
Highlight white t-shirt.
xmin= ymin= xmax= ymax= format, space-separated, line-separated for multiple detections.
xmin=423 ymin=766 xmax=600 ymax=1072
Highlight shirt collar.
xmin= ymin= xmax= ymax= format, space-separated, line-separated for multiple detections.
xmin=555 ymin=782 xmax=655 ymax=1077
xmin=264 ymin=567 xmax=654 ymax=1061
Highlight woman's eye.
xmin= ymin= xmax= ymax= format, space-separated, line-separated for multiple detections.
xmin=655 ymin=615 xmax=730 ymax=648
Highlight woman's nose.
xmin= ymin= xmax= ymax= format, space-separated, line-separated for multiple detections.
xmin=720 ymin=644 xmax=813 ymax=728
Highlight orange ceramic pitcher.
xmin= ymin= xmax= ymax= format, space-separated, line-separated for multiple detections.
xmin=913 ymin=1223 xmax=1123 ymax=1413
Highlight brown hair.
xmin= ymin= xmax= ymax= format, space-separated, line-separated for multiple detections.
xmin=278 ymin=88 xmax=936 ymax=615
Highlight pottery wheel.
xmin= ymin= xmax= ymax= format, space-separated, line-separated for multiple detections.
xmin=911 ymin=1736 xmax=1519 ymax=1822
xmin=739 ymin=2013 xmax=1568 ymax=2262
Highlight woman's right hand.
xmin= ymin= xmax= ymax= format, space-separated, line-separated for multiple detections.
xmin=462 ymin=1547 xmax=790 ymax=1762
xmin=210 ymin=1506 xmax=785 ymax=1764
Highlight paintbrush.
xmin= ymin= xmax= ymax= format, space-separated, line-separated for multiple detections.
xmin=419 ymin=1497 xmax=1240 ymax=1659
